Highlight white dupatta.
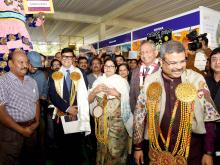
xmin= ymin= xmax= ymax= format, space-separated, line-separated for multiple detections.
xmin=54 ymin=66 xmax=91 ymax=135
xmin=89 ymin=74 xmax=133 ymax=137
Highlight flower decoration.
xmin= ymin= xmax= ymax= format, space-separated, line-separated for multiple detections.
xmin=70 ymin=72 xmax=81 ymax=81
xmin=4 ymin=0 xmax=13 ymax=6
xmin=175 ymin=83 xmax=197 ymax=103
xmin=52 ymin=71 xmax=64 ymax=80
xmin=148 ymin=148 xmax=159 ymax=162
xmin=0 ymin=61 xmax=7 ymax=68
xmin=9 ymin=34 xmax=16 ymax=41
xmin=160 ymin=151 xmax=175 ymax=165
xmin=3 ymin=53 xmax=9 ymax=61
xmin=0 ymin=37 xmax=7 ymax=45
xmin=175 ymin=155 xmax=187 ymax=165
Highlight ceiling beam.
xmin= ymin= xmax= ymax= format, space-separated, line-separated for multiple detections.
xmin=47 ymin=11 xmax=146 ymax=28
xmin=101 ymin=0 xmax=147 ymax=21
xmin=105 ymin=19 xmax=145 ymax=28
xmin=46 ymin=11 xmax=101 ymax=24
xmin=75 ymin=18 xmax=145 ymax=37
xmin=46 ymin=0 xmax=147 ymax=41
xmin=76 ymin=24 xmax=99 ymax=36
xmin=75 ymin=0 xmax=147 ymax=38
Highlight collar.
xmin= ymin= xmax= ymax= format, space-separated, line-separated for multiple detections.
xmin=162 ymin=72 xmax=181 ymax=83
xmin=141 ymin=58 xmax=159 ymax=68
xmin=93 ymin=72 xmax=102 ymax=78
xmin=8 ymin=71 xmax=30 ymax=82
xmin=60 ymin=65 xmax=75 ymax=76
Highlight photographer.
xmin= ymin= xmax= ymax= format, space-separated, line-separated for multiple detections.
xmin=186 ymin=30 xmax=211 ymax=77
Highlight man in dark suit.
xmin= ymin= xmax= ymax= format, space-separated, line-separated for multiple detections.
xmin=49 ymin=48 xmax=90 ymax=165
xmin=130 ymin=40 xmax=159 ymax=113
xmin=129 ymin=40 xmax=159 ymax=165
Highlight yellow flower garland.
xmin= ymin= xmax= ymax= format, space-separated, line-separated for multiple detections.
xmin=147 ymin=82 xmax=197 ymax=165
xmin=95 ymin=95 xmax=108 ymax=145
xmin=70 ymin=72 xmax=81 ymax=81
xmin=52 ymin=71 xmax=64 ymax=80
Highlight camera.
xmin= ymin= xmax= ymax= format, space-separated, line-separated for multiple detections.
xmin=186 ymin=30 xmax=207 ymax=51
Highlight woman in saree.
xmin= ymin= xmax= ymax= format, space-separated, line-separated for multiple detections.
xmin=88 ymin=59 xmax=133 ymax=165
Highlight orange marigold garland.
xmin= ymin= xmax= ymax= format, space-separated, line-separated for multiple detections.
xmin=52 ymin=71 xmax=64 ymax=80
xmin=70 ymin=72 xmax=81 ymax=81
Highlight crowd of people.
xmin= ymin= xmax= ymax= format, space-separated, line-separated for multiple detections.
xmin=0 ymin=39 xmax=220 ymax=165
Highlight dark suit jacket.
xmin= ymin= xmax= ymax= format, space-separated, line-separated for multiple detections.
xmin=205 ymin=76 xmax=220 ymax=113
xmin=48 ymin=77 xmax=69 ymax=112
xmin=79 ymin=68 xmax=88 ymax=89
xmin=129 ymin=67 xmax=141 ymax=113
xmin=129 ymin=64 xmax=159 ymax=113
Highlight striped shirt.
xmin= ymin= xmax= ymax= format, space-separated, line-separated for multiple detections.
xmin=0 ymin=72 xmax=39 ymax=122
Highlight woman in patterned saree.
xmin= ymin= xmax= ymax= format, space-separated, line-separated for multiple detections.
xmin=88 ymin=59 xmax=133 ymax=165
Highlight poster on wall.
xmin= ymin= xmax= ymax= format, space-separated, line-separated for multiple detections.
xmin=131 ymin=9 xmax=200 ymax=51
xmin=172 ymin=28 xmax=200 ymax=50
xmin=132 ymin=40 xmax=142 ymax=51
xmin=23 ymin=0 xmax=54 ymax=14
xmin=121 ymin=43 xmax=131 ymax=52
xmin=146 ymin=28 xmax=172 ymax=49
xmin=98 ymin=32 xmax=131 ymax=57
xmin=121 ymin=43 xmax=131 ymax=59
xmin=107 ymin=46 xmax=121 ymax=55
xmin=200 ymin=6 xmax=220 ymax=48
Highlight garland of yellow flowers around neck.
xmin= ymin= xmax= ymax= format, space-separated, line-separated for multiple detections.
xmin=52 ymin=71 xmax=81 ymax=107
xmin=146 ymin=81 xmax=197 ymax=165
xmin=94 ymin=94 xmax=108 ymax=145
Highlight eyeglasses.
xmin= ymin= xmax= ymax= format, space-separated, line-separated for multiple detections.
xmin=211 ymin=57 xmax=220 ymax=63
xmin=52 ymin=64 xmax=61 ymax=67
xmin=162 ymin=59 xmax=187 ymax=66
xmin=104 ymin=65 xmax=115 ymax=69
xmin=62 ymin=55 xmax=73 ymax=60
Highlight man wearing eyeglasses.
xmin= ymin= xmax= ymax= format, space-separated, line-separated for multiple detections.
xmin=130 ymin=40 xmax=159 ymax=113
xmin=48 ymin=48 xmax=91 ymax=165
xmin=133 ymin=40 xmax=220 ymax=165
xmin=130 ymin=40 xmax=159 ymax=164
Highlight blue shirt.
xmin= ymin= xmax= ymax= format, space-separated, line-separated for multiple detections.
xmin=29 ymin=70 xmax=48 ymax=98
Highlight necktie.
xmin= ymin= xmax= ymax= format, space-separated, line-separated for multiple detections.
xmin=144 ymin=67 xmax=150 ymax=76
xmin=65 ymin=69 xmax=71 ymax=93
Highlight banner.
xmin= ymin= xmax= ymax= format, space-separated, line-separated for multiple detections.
xmin=147 ymin=28 xmax=172 ymax=46
xmin=23 ymin=0 xmax=54 ymax=14
xmin=99 ymin=32 xmax=131 ymax=48
xmin=132 ymin=11 xmax=200 ymax=41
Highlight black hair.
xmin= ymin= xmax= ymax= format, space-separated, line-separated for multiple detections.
xmin=50 ymin=59 xmax=61 ymax=67
xmin=61 ymin=48 xmax=74 ymax=55
xmin=116 ymin=63 xmax=131 ymax=82
xmin=210 ymin=47 xmax=220 ymax=57
xmin=104 ymin=58 xmax=117 ymax=67
xmin=115 ymin=55 xmax=125 ymax=62
xmin=91 ymin=57 xmax=101 ymax=65
xmin=116 ymin=63 xmax=129 ymax=74
xmin=203 ymin=38 xmax=209 ymax=47
xmin=207 ymin=47 xmax=220 ymax=76
xmin=78 ymin=56 xmax=88 ymax=63
xmin=130 ymin=59 xmax=138 ymax=63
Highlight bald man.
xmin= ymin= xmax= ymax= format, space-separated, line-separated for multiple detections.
xmin=0 ymin=50 xmax=40 ymax=165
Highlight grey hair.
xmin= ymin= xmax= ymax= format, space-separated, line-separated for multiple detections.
xmin=160 ymin=40 xmax=185 ymax=59
xmin=140 ymin=40 xmax=157 ymax=51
